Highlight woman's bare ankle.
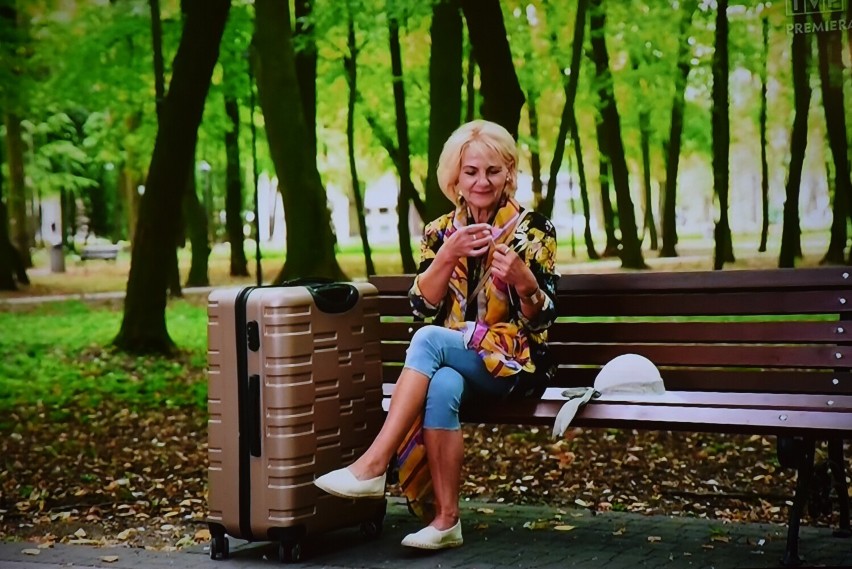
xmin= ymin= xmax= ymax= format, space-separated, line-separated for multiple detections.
xmin=430 ymin=514 xmax=459 ymax=531
xmin=348 ymin=457 xmax=387 ymax=480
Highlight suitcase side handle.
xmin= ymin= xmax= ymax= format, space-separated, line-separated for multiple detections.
xmin=248 ymin=374 xmax=262 ymax=457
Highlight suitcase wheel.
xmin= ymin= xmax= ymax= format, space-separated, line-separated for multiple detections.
xmin=278 ymin=540 xmax=302 ymax=563
xmin=360 ymin=515 xmax=384 ymax=539
xmin=209 ymin=534 xmax=229 ymax=560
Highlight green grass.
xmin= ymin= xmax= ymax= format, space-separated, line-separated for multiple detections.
xmin=0 ymin=299 xmax=209 ymax=424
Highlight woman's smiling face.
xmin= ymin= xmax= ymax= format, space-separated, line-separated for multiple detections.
xmin=457 ymin=145 xmax=508 ymax=220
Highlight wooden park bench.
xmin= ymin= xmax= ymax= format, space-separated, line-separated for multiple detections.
xmin=369 ymin=267 xmax=852 ymax=566
xmin=79 ymin=244 xmax=120 ymax=261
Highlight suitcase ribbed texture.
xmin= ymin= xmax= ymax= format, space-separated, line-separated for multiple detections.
xmin=207 ymin=283 xmax=384 ymax=545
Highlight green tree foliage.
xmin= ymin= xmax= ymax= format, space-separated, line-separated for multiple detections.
xmin=1 ymin=0 xmax=848 ymax=343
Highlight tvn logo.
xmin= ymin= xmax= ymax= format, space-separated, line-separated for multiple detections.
xmin=786 ymin=0 xmax=847 ymax=15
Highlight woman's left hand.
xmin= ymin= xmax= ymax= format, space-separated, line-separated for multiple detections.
xmin=492 ymin=243 xmax=536 ymax=293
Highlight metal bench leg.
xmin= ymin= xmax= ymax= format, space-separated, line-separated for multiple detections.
xmin=827 ymin=438 xmax=851 ymax=537
xmin=782 ymin=437 xmax=815 ymax=567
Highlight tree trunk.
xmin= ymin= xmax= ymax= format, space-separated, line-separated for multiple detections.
xmin=545 ymin=0 xmax=595 ymax=258
xmin=3 ymin=113 xmax=32 ymax=268
xmin=597 ymin=154 xmax=619 ymax=257
xmin=387 ymin=0 xmax=416 ymax=274
xmin=294 ymin=0 xmax=317 ymax=159
xmin=814 ymin=10 xmax=852 ymax=265
xmin=119 ymin=113 xmax=143 ymax=247
xmin=711 ymin=0 xmax=734 ymax=270
xmin=344 ymin=5 xmax=374 ymax=277
xmin=253 ymin=0 xmax=345 ymax=282
xmin=589 ymin=0 xmax=645 ymax=269
xmin=632 ymin=50 xmax=657 ymax=251
xmin=149 ymin=0 xmax=166 ymax=120
xmin=758 ymin=16 xmax=769 ymax=253
xmin=542 ymin=0 xmax=586 ymax=220
xmin=660 ymin=1 xmax=697 ymax=258
xmin=224 ymin=95 xmax=249 ymax=276
xmin=0 ymin=145 xmax=28 ymax=289
xmin=465 ymin=48 xmax=476 ymax=123
xmin=527 ymin=93 xmax=544 ymax=210
xmin=114 ymin=0 xmax=230 ymax=354
xmin=184 ymin=170 xmax=210 ymax=287
xmin=425 ymin=0 xmax=463 ymax=222
xmin=778 ymin=12 xmax=811 ymax=268
xmin=459 ymin=0 xmax=525 ymax=138
xmin=570 ymin=113 xmax=597 ymax=260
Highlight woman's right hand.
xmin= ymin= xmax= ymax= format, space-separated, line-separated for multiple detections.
xmin=442 ymin=223 xmax=493 ymax=260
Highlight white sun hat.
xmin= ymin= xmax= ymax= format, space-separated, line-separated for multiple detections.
xmin=552 ymin=354 xmax=665 ymax=438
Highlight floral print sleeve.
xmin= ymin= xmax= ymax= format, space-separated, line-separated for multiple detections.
xmin=513 ymin=211 xmax=559 ymax=333
xmin=408 ymin=213 xmax=454 ymax=319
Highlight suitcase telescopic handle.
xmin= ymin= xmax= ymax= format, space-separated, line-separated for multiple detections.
xmin=306 ymin=283 xmax=360 ymax=313
xmin=279 ymin=278 xmax=360 ymax=313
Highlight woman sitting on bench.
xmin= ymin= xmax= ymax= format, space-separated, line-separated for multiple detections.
xmin=316 ymin=120 xmax=559 ymax=550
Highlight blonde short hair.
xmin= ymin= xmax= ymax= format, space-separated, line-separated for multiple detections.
xmin=437 ymin=120 xmax=519 ymax=205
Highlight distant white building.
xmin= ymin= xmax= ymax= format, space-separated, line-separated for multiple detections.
xmin=515 ymin=171 xmax=598 ymax=240
xmin=362 ymin=173 xmax=424 ymax=244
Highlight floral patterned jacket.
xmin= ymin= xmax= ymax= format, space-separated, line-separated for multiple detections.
xmin=408 ymin=200 xmax=559 ymax=380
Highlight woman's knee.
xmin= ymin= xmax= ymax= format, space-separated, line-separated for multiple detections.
xmin=423 ymin=367 xmax=464 ymax=430
xmin=410 ymin=325 xmax=457 ymax=352
xmin=405 ymin=326 xmax=463 ymax=377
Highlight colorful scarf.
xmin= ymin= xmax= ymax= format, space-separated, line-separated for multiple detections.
xmin=443 ymin=196 xmax=535 ymax=378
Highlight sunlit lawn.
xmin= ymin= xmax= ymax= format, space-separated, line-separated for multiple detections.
xmin=0 ymin=298 xmax=209 ymax=426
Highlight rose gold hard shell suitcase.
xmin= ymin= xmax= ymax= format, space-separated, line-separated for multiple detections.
xmin=206 ymin=282 xmax=385 ymax=562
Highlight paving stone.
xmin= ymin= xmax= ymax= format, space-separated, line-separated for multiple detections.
xmin=1 ymin=499 xmax=850 ymax=569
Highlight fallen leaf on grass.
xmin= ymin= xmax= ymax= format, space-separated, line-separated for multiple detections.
xmin=476 ymin=508 xmax=495 ymax=514
xmin=711 ymin=535 xmax=730 ymax=543
xmin=647 ymin=535 xmax=662 ymax=543
xmin=553 ymin=525 xmax=575 ymax=531
xmin=612 ymin=527 xmax=626 ymax=536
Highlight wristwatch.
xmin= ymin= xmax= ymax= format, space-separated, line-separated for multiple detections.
xmin=519 ymin=286 xmax=545 ymax=306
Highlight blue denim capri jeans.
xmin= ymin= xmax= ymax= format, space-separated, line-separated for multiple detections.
xmin=403 ymin=325 xmax=515 ymax=430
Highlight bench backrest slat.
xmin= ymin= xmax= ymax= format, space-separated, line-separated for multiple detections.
xmin=382 ymin=321 xmax=844 ymax=345
xmin=561 ymin=291 xmax=846 ymax=317
xmin=369 ymin=268 xmax=852 ymax=398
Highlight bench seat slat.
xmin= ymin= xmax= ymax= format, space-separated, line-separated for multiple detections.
xmin=459 ymin=402 xmax=852 ymax=435
xmin=379 ymin=395 xmax=852 ymax=435
xmin=382 ymin=384 xmax=852 ymax=411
